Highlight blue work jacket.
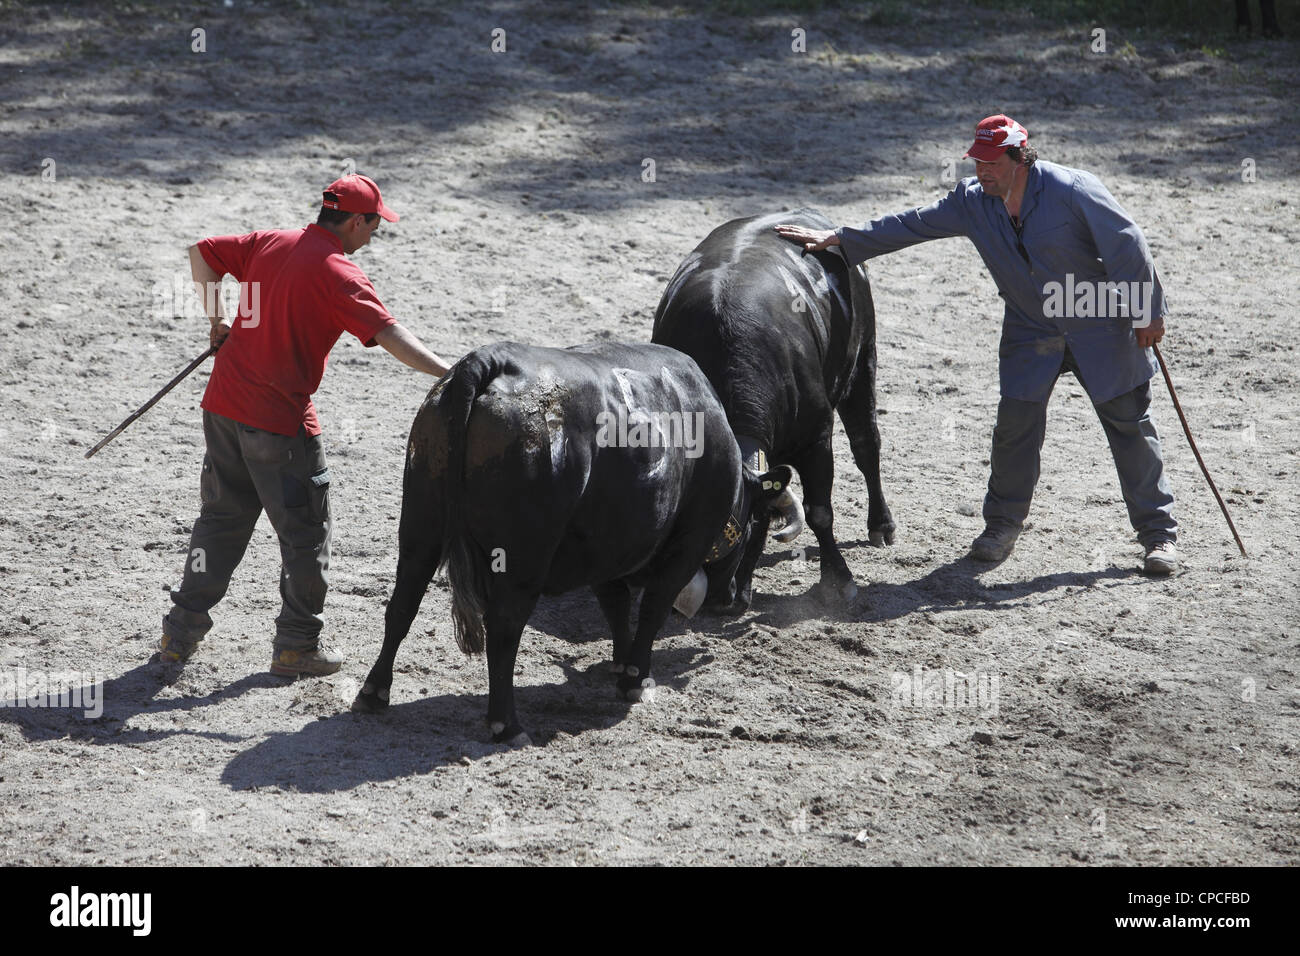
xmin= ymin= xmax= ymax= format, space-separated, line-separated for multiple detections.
xmin=836 ymin=160 xmax=1164 ymax=403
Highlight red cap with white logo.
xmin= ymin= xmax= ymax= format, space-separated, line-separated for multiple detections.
xmin=964 ymin=115 xmax=1029 ymax=162
xmin=321 ymin=174 xmax=400 ymax=222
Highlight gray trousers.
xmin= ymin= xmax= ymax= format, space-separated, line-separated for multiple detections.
xmin=163 ymin=410 xmax=332 ymax=650
xmin=983 ymin=350 xmax=1177 ymax=546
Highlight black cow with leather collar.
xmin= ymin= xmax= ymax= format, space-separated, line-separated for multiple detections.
xmin=352 ymin=341 xmax=789 ymax=744
xmin=652 ymin=209 xmax=895 ymax=611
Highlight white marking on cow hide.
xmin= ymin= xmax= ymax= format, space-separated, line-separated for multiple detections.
xmin=658 ymin=365 xmax=681 ymax=399
xmin=610 ymin=367 xmax=637 ymax=411
xmin=774 ymin=263 xmax=802 ymax=299
xmin=661 ymin=251 xmax=703 ymax=308
xmin=545 ymin=407 xmax=565 ymax=472
xmin=640 ymin=447 xmax=668 ymax=481
xmin=775 ymin=264 xmax=826 ymax=326
xmin=782 ymin=246 xmax=830 ymax=296
xmin=608 ymin=368 xmax=669 ymax=481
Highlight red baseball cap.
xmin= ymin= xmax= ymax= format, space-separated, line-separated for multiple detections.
xmin=321 ymin=174 xmax=400 ymax=222
xmin=964 ymin=114 xmax=1029 ymax=162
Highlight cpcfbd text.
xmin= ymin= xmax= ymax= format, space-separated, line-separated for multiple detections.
xmin=1129 ymin=892 xmax=1251 ymax=907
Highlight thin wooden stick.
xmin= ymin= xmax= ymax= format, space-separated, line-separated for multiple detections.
xmin=84 ymin=346 xmax=216 ymax=459
xmin=1153 ymin=343 xmax=1247 ymax=557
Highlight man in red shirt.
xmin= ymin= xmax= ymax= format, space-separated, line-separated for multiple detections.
xmin=160 ymin=175 xmax=451 ymax=676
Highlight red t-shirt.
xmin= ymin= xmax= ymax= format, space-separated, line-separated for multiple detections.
xmin=196 ymin=224 xmax=397 ymax=436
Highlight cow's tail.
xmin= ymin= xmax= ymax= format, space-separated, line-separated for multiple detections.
xmin=437 ymin=348 xmax=516 ymax=656
xmin=446 ymin=538 xmax=489 ymax=655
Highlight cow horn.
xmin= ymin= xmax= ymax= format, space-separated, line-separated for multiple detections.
xmin=770 ymin=487 xmax=804 ymax=544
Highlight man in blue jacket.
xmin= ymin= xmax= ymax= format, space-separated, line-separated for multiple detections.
xmin=776 ymin=114 xmax=1178 ymax=574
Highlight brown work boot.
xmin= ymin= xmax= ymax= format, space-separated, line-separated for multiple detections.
xmin=969 ymin=524 xmax=1020 ymax=562
xmin=158 ymin=633 xmax=199 ymax=664
xmin=1143 ymin=541 xmax=1179 ymax=575
xmin=270 ymin=645 xmax=344 ymax=677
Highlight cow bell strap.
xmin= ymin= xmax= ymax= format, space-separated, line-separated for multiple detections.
xmin=705 ymin=449 xmax=757 ymax=564
xmin=705 ymin=514 xmax=743 ymax=564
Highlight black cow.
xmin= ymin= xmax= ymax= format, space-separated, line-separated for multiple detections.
xmin=651 ymin=209 xmax=894 ymax=610
xmin=352 ymin=341 xmax=790 ymax=744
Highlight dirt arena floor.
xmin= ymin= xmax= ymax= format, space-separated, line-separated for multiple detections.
xmin=1 ymin=1 xmax=1297 ymax=865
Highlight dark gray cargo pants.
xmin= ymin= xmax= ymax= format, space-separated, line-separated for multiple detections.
xmin=163 ymin=410 xmax=331 ymax=651
xmin=983 ymin=348 xmax=1177 ymax=547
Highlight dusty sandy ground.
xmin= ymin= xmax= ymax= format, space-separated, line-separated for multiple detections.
xmin=1 ymin=1 xmax=1297 ymax=866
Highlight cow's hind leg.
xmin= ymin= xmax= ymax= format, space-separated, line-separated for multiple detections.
xmin=617 ymin=589 xmax=672 ymax=703
xmin=790 ymin=433 xmax=858 ymax=603
xmin=619 ymin=555 xmax=698 ymax=701
xmin=837 ymin=366 xmax=896 ymax=547
xmin=484 ymin=592 xmax=538 ymax=746
xmin=352 ymin=546 xmax=438 ymax=714
xmin=593 ymin=580 xmax=633 ymax=674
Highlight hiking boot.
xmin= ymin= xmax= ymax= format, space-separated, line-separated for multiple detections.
xmin=970 ymin=525 xmax=1020 ymax=562
xmin=158 ymin=633 xmax=199 ymax=664
xmin=270 ymin=645 xmax=344 ymax=677
xmin=1143 ymin=540 xmax=1179 ymax=575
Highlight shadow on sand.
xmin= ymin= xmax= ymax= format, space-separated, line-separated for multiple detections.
xmin=217 ymin=643 xmax=711 ymax=792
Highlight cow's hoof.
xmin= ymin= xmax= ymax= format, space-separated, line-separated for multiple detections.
xmin=490 ymin=721 xmax=532 ymax=747
xmin=812 ymin=579 xmax=858 ymax=604
xmin=350 ymin=683 xmax=390 ymax=714
xmin=702 ymin=591 xmax=752 ymax=616
xmin=868 ymin=528 xmax=896 ymax=547
xmin=619 ymin=676 xmax=656 ymax=703
xmin=610 ymin=661 xmax=626 ymax=675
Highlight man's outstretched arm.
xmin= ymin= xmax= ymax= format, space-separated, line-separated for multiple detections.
xmin=374 ymin=322 xmax=452 ymax=377
xmin=776 ymin=187 xmax=970 ymax=266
